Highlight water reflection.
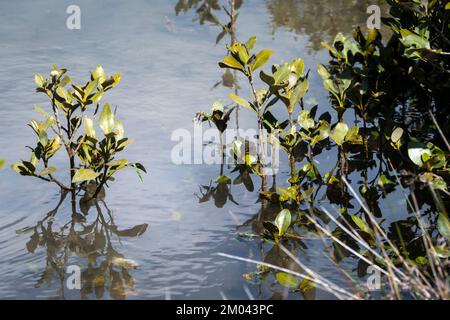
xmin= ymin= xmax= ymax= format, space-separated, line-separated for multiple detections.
xmin=20 ymin=189 xmax=148 ymax=299
xmin=267 ymin=0 xmax=388 ymax=51
xmin=175 ymin=0 xmax=388 ymax=52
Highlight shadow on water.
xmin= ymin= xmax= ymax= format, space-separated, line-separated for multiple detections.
xmin=19 ymin=187 xmax=148 ymax=299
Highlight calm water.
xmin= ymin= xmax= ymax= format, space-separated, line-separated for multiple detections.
xmin=0 ymin=0 xmax=389 ymax=299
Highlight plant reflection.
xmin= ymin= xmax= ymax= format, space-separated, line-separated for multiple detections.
xmin=21 ymin=188 xmax=148 ymax=299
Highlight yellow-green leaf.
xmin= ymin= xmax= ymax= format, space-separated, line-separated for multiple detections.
xmin=38 ymin=166 xmax=57 ymax=177
xmin=113 ymin=119 xmax=124 ymax=140
xmin=351 ymin=215 xmax=373 ymax=237
xmin=276 ymin=272 xmax=301 ymax=289
xmin=391 ymin=127 xmax=404 ymax=143
xmin=219 ymin=55 xmax=246 ymax=73
xmin=289 ymin=79 xmax=309 ymax=112
xmin=228 ymin=93 xmax=250 ymax=109
xmin=84 ymin=116 xmax=97 ymax=138
xmin=84 ymin=78 xmax=99 ymax=98
xmin=251 ymin=49 xmax=274 ymax=71
xmin=34 ymin=74 xmax=45 ymax=87
xmin=317 ymin=64 xmax=330 ymax=80
xmin=98 ymin=103 xmax=115 ymax=134
xmin=72 ymin=168 xmax=101 ymax=183
xmin=331 ymin=122 xmax=349 ymax=146
xmin=275 ymin=209 xmax=291 ymax=237
xmin=92 ymin=65 xmax=107 ymax=84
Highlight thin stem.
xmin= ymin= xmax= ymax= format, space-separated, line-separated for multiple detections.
xmin=248 ymin=75 xmax=267 ymax=192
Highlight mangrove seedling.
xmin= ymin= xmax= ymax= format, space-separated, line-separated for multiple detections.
xmin=218 ymin=36 xmax=275 ymax=191
xmin=12 ymin=65 xmax=146 ymax=198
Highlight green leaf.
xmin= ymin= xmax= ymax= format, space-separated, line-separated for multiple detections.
xmin=237 ymin=45 xmax=250 ymax=65
xmin=0 ymin=159 xmax=5 ymax=170
xmin=98 ymin=103 xmax=115 ymax=134
xmin=291 ymin=58 xmax=305 ymax=76
xmin=131 ymin=163 xmax=146 ymax=182
xmin=72 ymin=168 xmax=101 ymax=183
xmin=92 ymin=65 xmax=107 ymax=84
xmin=59 ymin=75 xmax=72 ymax=87
xmin=351 ymin=215 xmax=373 ymax=237
xmin=345 ymin=126 xmax=360 ymax=143
xmin=245 ymin=36 xmax=257 ymax=51
xmin=219 ymin=55 xmax=246 ymax=73
xmin=56 ymin=87 xmax=68 ymax=101
xmin=251 ymin=49 xmax=274 ymax=71
xmin=276 ymin=272 xmax=301 ymax=289
xmin=274 ymin=209 xmax=291 ymax=237
xmin=38 ymin=166 xmax=57 ymax=176
xmin=378 ymin=174 xmax=395 ymax=188
xmin=84 ymin=116 xmax=97 ymax=138
xmin=114 ymin=119 xmax=124 ymax=140
xmin=437 ymin=213 xmax=450 ymax=241
xmin=400 ymin=29 xmax=430 ymax=49
xmin=34 ymin=74 xmax=45 ymax=87
xmin=289 ymin=79 xmax=309 ymax=112
xmin=331 ymin=122 xmax=349 ymax=146
xmin=84 ymin=78 xmax=99 ymax=98
xmin=273 ymin=64 xmax=290 ymax=85
xmin=34 ymin=104 xmax=52 ymax=120
xmin=391 ymin=127 xmax=404 ymax=143
xmin=317 ymin=64 xmax=330 ymax=80
xmin=228 ymin=93 xmax=251 ymax=109
xmin=298 ymin=110 xmax=315 ymax=130
xmin=408 ymin=140 xmax=431 ymax=167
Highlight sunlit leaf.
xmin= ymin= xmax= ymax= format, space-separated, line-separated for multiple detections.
xmin=276 ymin=272 xmax=300 ymax=289
xmin=275 ymin=209 xmax=291 ymax=237
xmin=72 ymin=168 xmax=101 ymax=183
xmin=298 ymin=110 xmax=315 ymax=130
xmin=114 ymin=119 xmax=124 ymax=140
xmin=34 ymin=74 xmax=45 ymax=87
xmin=331 ymin=122 xmax=349 ymax=146
xmin=38 ymin=166 xmax=56 ymax=177
xmin=408 ymin=140 xmax=431 ymax=167
xmin=317 ymin=64 xmax=330 ymax=80
xmin=219 ymin=55 xmax=245 ymax=73
xmin=391 ymin=127 xmax=404 ymax=143
xmin=351 ymin=215 xmax=373 ymax=237
xmin=98 ymin=103 xmax=115 ymax=134
xmin=251 ymin=49 xmax=274 ymax=71
xmin=92 ymin=65 xmax=107 ymax=84
xmin=84 ymin=116 xmax=97 ymax=138
xmin=228 ymin=93 xmax=250 ymax=109
xmin=245 ymin=36 xmax=257 ymax=51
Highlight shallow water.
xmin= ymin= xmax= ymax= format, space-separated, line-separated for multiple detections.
xmin=0 ymin=0 xmax=391 ymax=299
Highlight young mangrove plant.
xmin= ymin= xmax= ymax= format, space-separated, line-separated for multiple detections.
xmin=218 ymin=37 xmax=275 ymax=191
xmin=12 ymin=65 xmax=146 ymax=198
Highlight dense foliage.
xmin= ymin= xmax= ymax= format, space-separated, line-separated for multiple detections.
xmin=194 ymin=0 xmax=450 ymax=299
